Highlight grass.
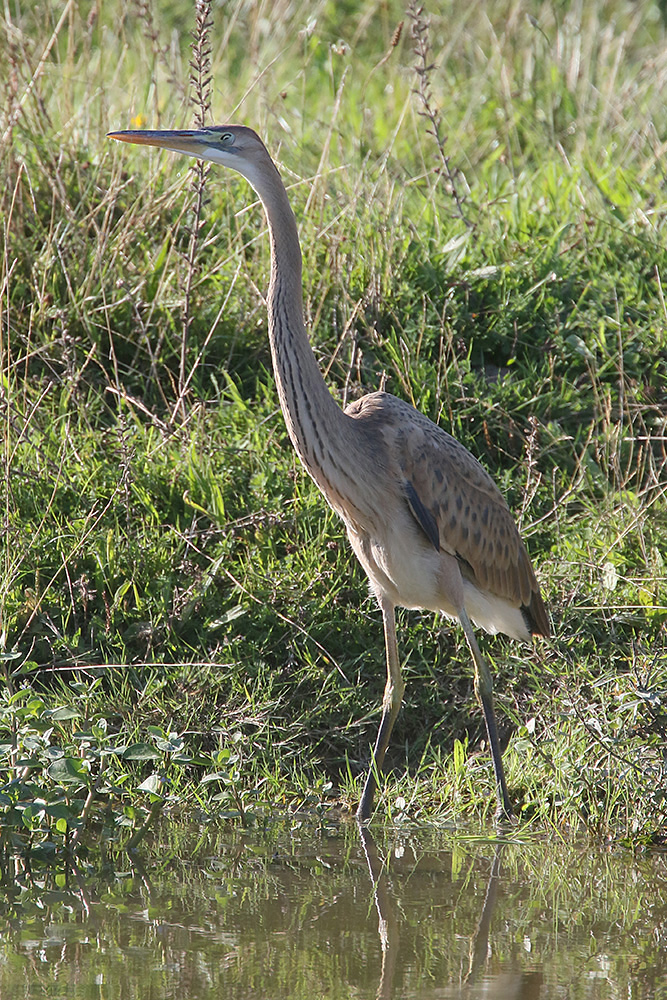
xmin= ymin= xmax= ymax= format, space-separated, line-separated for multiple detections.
xmin=0 ymin=0 xmax=666 ymax=855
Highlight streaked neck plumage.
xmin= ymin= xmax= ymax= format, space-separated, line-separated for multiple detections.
xmin=245 ymin=151 xmax=360 ymax=505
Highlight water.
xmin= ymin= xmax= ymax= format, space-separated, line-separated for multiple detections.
xmin=1 ymin=821 xmax=666 ymax=998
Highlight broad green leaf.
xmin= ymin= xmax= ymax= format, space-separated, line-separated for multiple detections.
xmin=137 ymin=774 xmax=163 ymax=795
xmin=46 ymin=758 xmax=90 ymax=785
xmin=48 ymin=707 xmax=81 ymax=721
xmin=123 ymin=743 xmax=160 ymax=761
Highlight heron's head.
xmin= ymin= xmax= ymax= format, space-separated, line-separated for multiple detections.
xmin=107 ymin=124 xmax=275 ymax=191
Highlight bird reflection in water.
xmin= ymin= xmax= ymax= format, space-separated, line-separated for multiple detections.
xmin=358 ymin=825 xmax=543 ymax=999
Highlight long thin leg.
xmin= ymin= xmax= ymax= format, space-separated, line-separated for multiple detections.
xmin=458 ymin=608 xmax=513 ymax=821
xmin=357 ymin=595 xmax=405 ymax=823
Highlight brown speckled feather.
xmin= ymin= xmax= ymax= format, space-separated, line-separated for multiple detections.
xmin=346 ymin=392 xmax=549 ymax=637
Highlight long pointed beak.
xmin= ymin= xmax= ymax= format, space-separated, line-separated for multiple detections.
xmin=107 ymin=129 xmax=210 ymax=155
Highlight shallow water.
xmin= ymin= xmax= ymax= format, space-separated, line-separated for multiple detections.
xmin=1 ymin=821 xmax=666 ymax=999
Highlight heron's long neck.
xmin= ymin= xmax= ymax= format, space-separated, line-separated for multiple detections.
xmin=254 ymin=167 xmax=355 ymax=500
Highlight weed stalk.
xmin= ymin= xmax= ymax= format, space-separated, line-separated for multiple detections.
xmin=408 ymin=1 xmax=471 ymax=226
xmin=173 ymin=0 xmax=213 ymax=423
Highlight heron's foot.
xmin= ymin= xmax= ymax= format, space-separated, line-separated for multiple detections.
xmin=354 ymin=802 xmax=371 ymax=826
xmin=356 ymin=763 xmax=380 ymax=823
xmin=493 ymin=799 xmax=516 ymax=828
xmin=356 ymin=784 xmax=374 ymax=824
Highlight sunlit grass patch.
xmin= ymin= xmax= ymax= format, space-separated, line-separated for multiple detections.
xmin=0 ymin=0 xmax=666 ymax=855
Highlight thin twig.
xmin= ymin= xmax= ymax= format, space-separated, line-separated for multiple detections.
xmin=126 ymin=798 xmax=165 ymax=850
xmin=70 ymin=764 xmax=107 ymax=845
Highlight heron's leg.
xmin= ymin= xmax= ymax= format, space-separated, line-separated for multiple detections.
xmin=458 ymin=609 xmax=513 ymax=821
xmin=357 ymin=596 xmax=404 ymax=823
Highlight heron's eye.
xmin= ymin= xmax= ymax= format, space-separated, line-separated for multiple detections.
xmin=219 ymin=131 xmax=234 ymax=144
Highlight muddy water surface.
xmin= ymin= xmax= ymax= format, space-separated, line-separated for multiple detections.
xmin=1 ymin=822 xmax=665 ymax=998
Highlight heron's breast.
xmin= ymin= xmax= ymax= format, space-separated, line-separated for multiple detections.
xmin=344 ymin=512 xmax=461 ymax=617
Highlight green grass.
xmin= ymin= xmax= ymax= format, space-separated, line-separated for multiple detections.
xmin=1 ymin=0 xmax=666 ymax=854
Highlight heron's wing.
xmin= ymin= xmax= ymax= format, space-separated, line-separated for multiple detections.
xmin=347 ymin=392 xmax=548 ymax=633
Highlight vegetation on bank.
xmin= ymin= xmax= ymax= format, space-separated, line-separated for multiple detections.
xmin=0 ymin=0 xmax=666 ymax=857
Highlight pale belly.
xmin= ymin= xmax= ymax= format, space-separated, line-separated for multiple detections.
xmin=344 ymin=518 xmax=530 ymax=642
xmin=345 ymin=519 xmax=462 ymax=618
